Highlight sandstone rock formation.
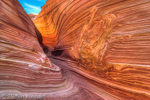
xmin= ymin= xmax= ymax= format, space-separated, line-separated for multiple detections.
xmin=0 ymin=0 xmax=62 ymax=99
xmin=28 ymin=13 xmax=37 ymax=21
xmin=0 ymin=0 xmax=150 ymax=99
xmin=34 ymin=0 xmax=150 ymax=99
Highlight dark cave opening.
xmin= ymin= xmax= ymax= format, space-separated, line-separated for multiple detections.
xmin=51 ymin=50 xmax=64 ymax=56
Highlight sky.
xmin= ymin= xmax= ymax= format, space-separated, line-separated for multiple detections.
xmin=18 ymin=0 xmax=47 ymax=15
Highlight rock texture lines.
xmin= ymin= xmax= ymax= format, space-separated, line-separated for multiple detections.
xmin=0 ymin=0 xmax=150 ymax=99
xmin=34 ymin=0 xmax=150 ymax=99
xmin=0 ymin=0 xmax=63 ymax=99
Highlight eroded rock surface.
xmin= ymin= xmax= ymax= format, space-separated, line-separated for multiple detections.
xmin=0 ymin=0 xmax=150 ymax=99
xmin=0 ymin=0 xmax=63 ymax=99
xmin=34 ymin=0 xmax=150 ymax=99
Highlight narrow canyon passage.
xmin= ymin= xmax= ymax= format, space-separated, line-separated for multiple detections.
xmin=0 ymin=0 xmax=150 ymax=100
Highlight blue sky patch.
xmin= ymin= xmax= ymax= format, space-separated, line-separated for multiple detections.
xmin=18 ymin=0 xmax=46 ymax=15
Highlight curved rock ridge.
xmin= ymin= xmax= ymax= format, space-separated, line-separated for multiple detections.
xmin=34 ymin=0 xmax=150 ymax=99
xmin=0 ymin=0 xmax=70 ymax=99
xmin=1 ymin=0 xmax=150 ymax=100
xmin=0 ymin=0 xmax=59 ymax=70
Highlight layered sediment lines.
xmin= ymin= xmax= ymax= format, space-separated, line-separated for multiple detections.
xmin=34 ymin=0 xmax=150 ymax=99
xmin=0 ymin=0 xmax=68 ymax=99
xmin=0 ymin=0 xmax=150 ymax=99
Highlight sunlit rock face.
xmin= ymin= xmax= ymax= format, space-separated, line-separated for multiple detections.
xmin=28 ymin=13 xmax=37 ymax=21
xmin=1 ymin=0 xmax=150 ymax=99
xmin=34 ymin=0 xmax=150 ymax=99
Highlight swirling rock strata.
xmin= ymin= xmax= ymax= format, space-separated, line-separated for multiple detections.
xmin=0 ymin=0 xmax=66 ymax=99
xmin=34 ymin=0 xmax=150 ymax=99
xmin=1 ymin=0 xmax=150 ymax=99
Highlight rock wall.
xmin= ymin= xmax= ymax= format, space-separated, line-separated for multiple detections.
xmin=0 ymin=0 xmax=150 ymax=99
xmin=34 ymin=0 xmax=150 ymax=99
xmin=0 ymin=0 xmax=63 ymax=99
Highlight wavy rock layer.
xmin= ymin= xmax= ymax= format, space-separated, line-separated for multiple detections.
xmin=0 ymin=0 xmax=66 ymax=99
xmin=34 ymin=0 xmax=150 ymax=99
xmin=0 ymin=0 xmax=150 ymax=99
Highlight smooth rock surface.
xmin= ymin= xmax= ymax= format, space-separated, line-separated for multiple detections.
xmin=0 ymin=0 xmax=64 ymax=99
xmin=28 ymin=13 xmax=37 ymax=21
xmin=0 ymin=0 xmax=150 ymax=99
xmin=34 ymin=0 xmax=150 ymax=99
